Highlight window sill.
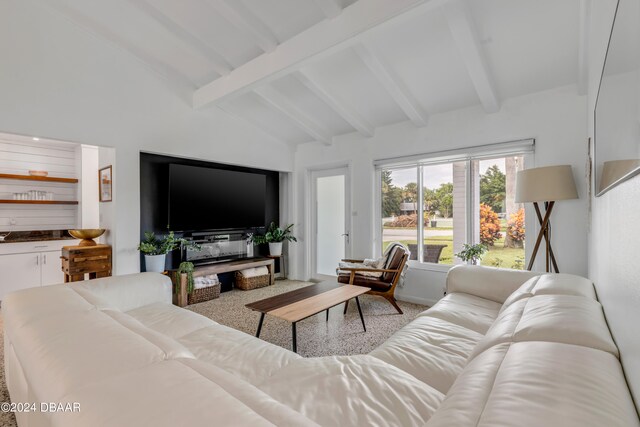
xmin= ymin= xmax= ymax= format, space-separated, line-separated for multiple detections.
xmin=407 ymin=261 xmax=454 ymax=273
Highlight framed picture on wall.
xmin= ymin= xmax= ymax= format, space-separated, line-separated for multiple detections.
xmin=99 ymin=165 xmax=113 ymax=202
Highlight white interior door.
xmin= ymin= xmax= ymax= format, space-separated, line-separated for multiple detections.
xmin=311 ymin=167 xmax=350 ymax=280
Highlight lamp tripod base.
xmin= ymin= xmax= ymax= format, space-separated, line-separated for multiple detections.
xmin=527 ymin=201 xmax=559 ymax=274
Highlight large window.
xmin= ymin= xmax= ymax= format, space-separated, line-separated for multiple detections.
xmin=380 ymin=145 xmax=530 ymax=270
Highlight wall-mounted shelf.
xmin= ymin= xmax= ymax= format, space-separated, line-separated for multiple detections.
xmin=0 ymin=173 xmax=78 ymax=184
xmin=0 ymin=200 xmax=78 ymax=205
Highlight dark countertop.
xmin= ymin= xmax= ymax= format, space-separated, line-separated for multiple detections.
xmin=0 ymin=230 xmax=76 ymax=244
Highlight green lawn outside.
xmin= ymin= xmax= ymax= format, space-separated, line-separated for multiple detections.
xmin=383 ymin=228 xmax=525 ymax=269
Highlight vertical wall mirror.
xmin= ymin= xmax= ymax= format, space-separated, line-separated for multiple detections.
xmin=595 ymin=0 xmax=640 ymax=196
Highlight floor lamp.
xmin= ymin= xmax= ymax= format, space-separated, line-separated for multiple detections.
xmin=515 ymin=165 xmax=578 ymax=273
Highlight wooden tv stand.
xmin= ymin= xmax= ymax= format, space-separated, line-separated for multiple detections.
xmin=173 ymin=257 xmax=275 ymax=307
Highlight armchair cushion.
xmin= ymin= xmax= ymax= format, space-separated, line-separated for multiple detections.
xmin=382 ymin=245 xmax=408 ymax=282
xmin=337 ymin=274 xmax=392 ymax=292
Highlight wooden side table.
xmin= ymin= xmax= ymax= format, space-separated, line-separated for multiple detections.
xmin=61 ymin=244 xmax=112 ymax=282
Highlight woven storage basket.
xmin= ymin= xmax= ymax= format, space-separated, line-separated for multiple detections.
xmin=188 ymin=282 xmax=221 ymax=304
xmin=235 ymin=271 xmax=270 ymax=290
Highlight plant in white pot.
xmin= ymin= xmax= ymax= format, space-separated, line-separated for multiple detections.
xmin=454 ymin=243 xmax=488 ymax=265
xmin=138 ymin=231 xmax=199 ymax=272
xmin=251 ymin=222 xmax=297 ymax=256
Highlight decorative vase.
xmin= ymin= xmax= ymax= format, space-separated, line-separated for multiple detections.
xmin=145 ymin=254 xmax=166 ymax=272
xmin=268 ymin=242 xmax=283 ymax=256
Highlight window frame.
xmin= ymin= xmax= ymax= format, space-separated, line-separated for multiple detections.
xmin=375 ymin=140 xmax=535 ymax=272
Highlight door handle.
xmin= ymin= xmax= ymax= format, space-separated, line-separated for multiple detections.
xmin=36 ymin=255 xmax=39 ymax=266
xmin=341 ymin=233 xmax=349 ymax=237
xmin=43 ymin=254 xmax=47 ymax=264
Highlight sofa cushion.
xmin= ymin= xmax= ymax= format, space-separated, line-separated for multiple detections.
xmin=103 ymin=310 xmax=195 ymax=359
xmin=259 ymin=355 xmax=445 ymax=427
xmin=419 ymin=293 xmax=501 ymax=334
xmin=56 ymin=359 xmax=317 ymax=427
xmin=500 ymin=273 xmax=597 ymax=313
xmin=7 ymin=308 xmax=168 ymax=403
xmin=445 ymin=265 xmax=539 ymax=304
xmin=2 ymin=284 xmax=95 ymax=331
xmin=426 ymin=342 xmax=639 ymax=427
xmin=70 ymin=272 xmax=172 ymax=312
xmin=370 ymin=316 xmax=483 ymax=393
xmin=178 ymin=323 xmax=300 ymax=385
xmin=471 ymin=294 xmax=618 ymax=360
xmin=126 ymin=301 xmax=217 ymax=339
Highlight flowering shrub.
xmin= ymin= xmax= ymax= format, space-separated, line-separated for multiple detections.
xmin=506 ymin=208 xmax=525 ymax=244
xmin=480 ymin=203 xmax=502 ymax=246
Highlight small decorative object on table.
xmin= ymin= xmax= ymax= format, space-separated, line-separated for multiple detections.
xmin=235 ymin=267 xmax=271 ymax=290
xmin=455 ymin=243 xmax=488 ymax=265
xmin=250 ymin=222 xmax=297 ymax=256
xmin=138 ymin=231 xmax=200 ymax=273
xmin=68 ymin=229 xmax=106 ymax=246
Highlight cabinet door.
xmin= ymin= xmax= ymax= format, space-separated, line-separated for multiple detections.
xmin=41 ymin=251 xmax=64 ymax=286
xmin=0 ymin=253 xmax=41 ymax=301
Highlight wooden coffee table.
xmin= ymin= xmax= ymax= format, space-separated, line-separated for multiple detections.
xmin=245 ymin=281 xmax=370 ymax=353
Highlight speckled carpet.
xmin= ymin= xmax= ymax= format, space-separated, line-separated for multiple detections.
xmin=0 ymin=280 xmax=427 ymax=426
xmin=187 ymin=280 xmax=428 ymax=357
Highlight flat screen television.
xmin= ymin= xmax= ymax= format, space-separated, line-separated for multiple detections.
xmin=168 ymin=163 xmax=267 ymax=231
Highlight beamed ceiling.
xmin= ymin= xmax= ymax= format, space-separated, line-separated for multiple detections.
xmin=37 ymin=0 xmax=588 ymax=146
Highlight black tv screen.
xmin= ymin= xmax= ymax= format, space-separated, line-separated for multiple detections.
xmin=168 ymin=164 xmax=266 ymax=231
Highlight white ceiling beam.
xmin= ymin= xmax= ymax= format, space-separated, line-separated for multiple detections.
xmin=126 ymin=0 xmax=232 ymax=76
xmin=39 ymin=0 xmax=195 ymax=91
xmin=443 ymin=0 xmax=500 ymax=113
xmin=207 ymin=0 xmax=278 ymax=53
xmin=194 ymin=0 xmax=447 ymax=108
xmin=353 ymin=44 xmax=429 ymax=127
xmin=577 ymin=0 xmax=590 ymax=96
xmin=254 ymin=86 xmax=333 ymax=145
xmin=294 ymin=70 xmax=374 ymax=137
xmin=313 ymin=0 xmax=343 ymax=19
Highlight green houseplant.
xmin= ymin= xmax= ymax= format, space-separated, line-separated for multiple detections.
xmin=455 ymin=243 xmax=488 ymax=265
xmin=251 ymin=222 xmax=297 ymax=256
xmin=138 ymin=231 xmax=199 ymax=272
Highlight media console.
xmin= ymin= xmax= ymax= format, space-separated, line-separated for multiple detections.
xmin=172 ymin=257 xmax=275 ymax=307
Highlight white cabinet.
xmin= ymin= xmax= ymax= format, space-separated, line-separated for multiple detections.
xmin=41 ymin=251 xmax=64 ymax=286
xmin=0 ymin=252 xmax=41 ymax=300
xmin=0 ymin=240 xmax=78 ymax=300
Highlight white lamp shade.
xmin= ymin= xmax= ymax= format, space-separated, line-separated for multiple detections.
xmin=515 ymin=165 xmax=578 ymax=203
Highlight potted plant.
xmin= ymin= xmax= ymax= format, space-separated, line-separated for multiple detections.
xmin=251 ymin=222 xmax=297 ymax=256
xmin=138 ymin=231 xmax=199 ymax=272
xmin=455 ymin=243 xmax=488 ymax=265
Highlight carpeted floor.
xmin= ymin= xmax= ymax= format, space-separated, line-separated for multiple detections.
xmin=0 ymin=280 xmax=427 ymax=426
xmin=187 ymin=280 xmax=427 ymax=357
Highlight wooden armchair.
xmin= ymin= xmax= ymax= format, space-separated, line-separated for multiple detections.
xmin=337 ymin=245 xmax=409 ymax=314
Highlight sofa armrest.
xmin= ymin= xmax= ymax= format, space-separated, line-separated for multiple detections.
xmin=70 ymin=272 xmax=173 ymax=312
xmin=445 ymin=265 xmax=540 ymax=304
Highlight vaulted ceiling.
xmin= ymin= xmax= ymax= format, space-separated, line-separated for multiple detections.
xmin=37 ymin=0 xmax=587 ymax=147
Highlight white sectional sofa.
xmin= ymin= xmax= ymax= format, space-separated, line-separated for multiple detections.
xmin=3 ymin=266 xmax=639 ymax=426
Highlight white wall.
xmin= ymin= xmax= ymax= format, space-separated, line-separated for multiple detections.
xmin=292 ymin=85 xmax=588 ymax=305
xmin=76 ymin=144 xmax=99 ymax=229
xmin=0 ymin=0 xmax=293 ymax=274
xmin=587 ymin=0 xmax=640 ymax=411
